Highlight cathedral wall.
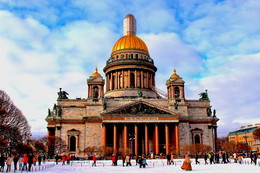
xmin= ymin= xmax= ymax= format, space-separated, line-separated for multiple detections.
xmin=85 ymin=123 xmax=102 ymax=147
xmin=188 ymin=108 xmax=207 ymax=117
xmin=62 ymin=107 xmax=85 ymax=119
xmin=179 ymin=122 xmax=191 ymax=147
xmin=86 ymin=105 xmax=103 ymax=117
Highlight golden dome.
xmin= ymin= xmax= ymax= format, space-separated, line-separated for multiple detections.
xmin=170 ymin=69 xmax=180 ymax=78
xmin=91 ymin=67 xmax=101 ymax=77
xmin=112 ymin=35 xmax=148 ymax=53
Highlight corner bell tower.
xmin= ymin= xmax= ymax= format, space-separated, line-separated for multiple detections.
xmin=87 ymin=67 xmax=104 ymax=99
xmin=166 ymin=69 xmax=185 ymax=99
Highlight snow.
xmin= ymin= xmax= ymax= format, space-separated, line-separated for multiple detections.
xmin=9 ymin=158 xmax=260 ymax=173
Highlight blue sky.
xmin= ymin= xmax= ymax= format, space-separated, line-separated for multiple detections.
xmin=1 ymin=0 xmax=260 ymax=137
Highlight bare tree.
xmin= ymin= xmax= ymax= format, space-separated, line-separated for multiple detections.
xmin=0 ymin=90 xmax=31 ymax=154
xmin=181 ymin=144 xmax=212 ymax=155
xmin=40 ymin=136 xmax=67 ymax=157
xmin=216 ymin=136 xmax=228 ymax=151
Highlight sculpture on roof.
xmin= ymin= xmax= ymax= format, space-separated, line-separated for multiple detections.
xmin=199 ymin=89 xmax=209 ymax=101
xmin=57 ymin=88 xmax=69 ymax=99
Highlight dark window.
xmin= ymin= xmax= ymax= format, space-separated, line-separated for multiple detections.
xmin=130 ymin=73 xmax=135 ymax=88
xmin=195 ymin=135 xmax=200 ymax=144
xmin=70 ymin=136 xmax=76 ymax=151
xmin=93 ymin=86 xmax=99 ymax=98
xmin=174 ymin=87 xmax=180 ymax=98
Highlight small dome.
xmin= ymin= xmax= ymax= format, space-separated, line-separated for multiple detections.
xmin=91 ymin=67 xmax=101 ymax=77
xmin=112 ymin=35 xmax=148 ymax=53
xmin=170 ymin=69 xmax=180 ymax=78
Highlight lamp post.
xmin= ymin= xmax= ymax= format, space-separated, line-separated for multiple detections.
xmin=129 ymin=132 xmax=135 ymax=155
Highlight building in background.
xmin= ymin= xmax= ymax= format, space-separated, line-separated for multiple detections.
xmin=46 ymin=14 xmax=219 ymax=157
xmin=228 ymin=124 xmax=260 ymax=152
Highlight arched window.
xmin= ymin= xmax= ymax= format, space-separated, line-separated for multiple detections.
xmin=130 ymin=73 xmax=135 ymax=88
xmin=93 ymin=86 xmax=99 ymax=98
xmin=195 ymin=135 xmax=201 ymax=144
xmin=174 ymin=87 xmax=180 ymax=98
xmin=119 ymin=74 xmax=123 ymax=88
xmin=70 ymin=136 xmax=76 ymax=151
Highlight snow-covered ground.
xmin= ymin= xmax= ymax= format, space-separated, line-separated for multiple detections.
xmin=28 ymin=158 xmax=260 ymax=173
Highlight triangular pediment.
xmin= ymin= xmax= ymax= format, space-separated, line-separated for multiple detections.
xmin=102 ymin=100 xmax=175 ymax=116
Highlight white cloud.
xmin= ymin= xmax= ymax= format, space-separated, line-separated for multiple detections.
xmin=0 ymin=10 xmax=116 ymax=133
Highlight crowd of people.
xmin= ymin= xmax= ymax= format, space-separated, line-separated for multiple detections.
xmin=0 ymin=151 xmax=258 ymax=172
xmin=0 ymin=153 xmax=46 ymax=172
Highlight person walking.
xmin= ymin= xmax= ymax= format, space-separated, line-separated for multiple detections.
xmin=28 ymin=153 xmax=34 ymax=172
xmin=122 ymin=154 xmax=125 ymax=167
xmin=140 ymin=156 xmax=147 ymax=168
xmin=253 ymin=153 xmax=258 ymax=165
xmin=204 ymin=153 xmax=208 ymax=164
xmin=22 ymin=154 xmax=28 ymax=171
xmin=166 ymin=153 xmax=171 ymax=165
xmin=13 ymin=155 xmax=19 ymax=171
xmin=126 ymin=155 xmax=131 ymax=166
xmin=66 ymin=154 xmax=71 ymax=165
xmin=6 ymin=155 xmax=12 ymax=172
xmin=55 ymin=154 xmax=59 ymax=165
xmin=112 ymin=154 xmax=116 ymax=166
xmin=33 ymin=155 xmax=37 ymax=166
xmin=0 ymin=154 xmax=6 ymax=172
xmin=181 ymin=154 xmax=192 ymax=171
xmin=38 ymin=155 xmax=42 ymax=166
xmin=18 ymin=155 xmax=23 ymax=170
xmin=92 ymin=154 xmax=97 ymax=167
xmin=195 ymin=153 xmax=200 ymax=164
xmin=170 ymin=153 xmax=175 ymax=165
xmin=62 ymin=155 xmax=66 ymax=165
xmin=237 ymin=155 xmax=243 ymax=164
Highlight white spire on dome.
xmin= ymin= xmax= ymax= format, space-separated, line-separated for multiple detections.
xmin=123 ymin=14 xmax=136 ymax=36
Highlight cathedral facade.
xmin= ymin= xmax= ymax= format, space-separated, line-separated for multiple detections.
xmin=46 ymin=14 xmax=218 ymax=156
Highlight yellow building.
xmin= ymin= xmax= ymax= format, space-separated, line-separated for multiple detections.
xmin=228 ymin=124 xmax=260 ymax=152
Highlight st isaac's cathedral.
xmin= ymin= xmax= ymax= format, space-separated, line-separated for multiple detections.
xmin=46 ymin=14 xmax=219 ymax=156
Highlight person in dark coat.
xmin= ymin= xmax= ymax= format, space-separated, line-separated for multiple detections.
xmin=138 ymin=156 xmax=143 ymax=168
xmin=43 ymin=155 xmax=46 ymax=163
xmin=55 ymin=154 xmax=59 ymax=165
xmin=38 ymin=155 xmax=42 ymax=166
xmin=13 ymin=155 xmax=19 ymax=171
xmin=195 ymin=153 xmax=200 ymax=164
xmin=28 ymin=154 xmax=34 ymax=172
xmin=204 ymin=153 xmax=208 ymax=164
xmin=253 ymin=153 xmax=258 ymax=165
xmin=122 ymin=154 xmax=126 ymax=167
xmin=0 ymin=154 xmax=6 ymax=172
xmin=166 ymin=154 xmax=171 ymax=165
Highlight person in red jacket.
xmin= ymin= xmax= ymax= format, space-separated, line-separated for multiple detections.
xmin=22 ymin=154 xmax=28 ymax=171
xmin=66 ymin=154 xmax=71 ymax=165
xmin=92 ymin=154 xmax=97 ymax=167
xmin=112 ymin=154 xmax=116 ymax=166
xmin=61 ymin=155 xmax=66 ymax=165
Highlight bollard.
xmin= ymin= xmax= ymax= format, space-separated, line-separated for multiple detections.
xmin=103 ymin=163 xmax=105 ymax=167
xmin=153 ymin=162 xmax=154 ymax=167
